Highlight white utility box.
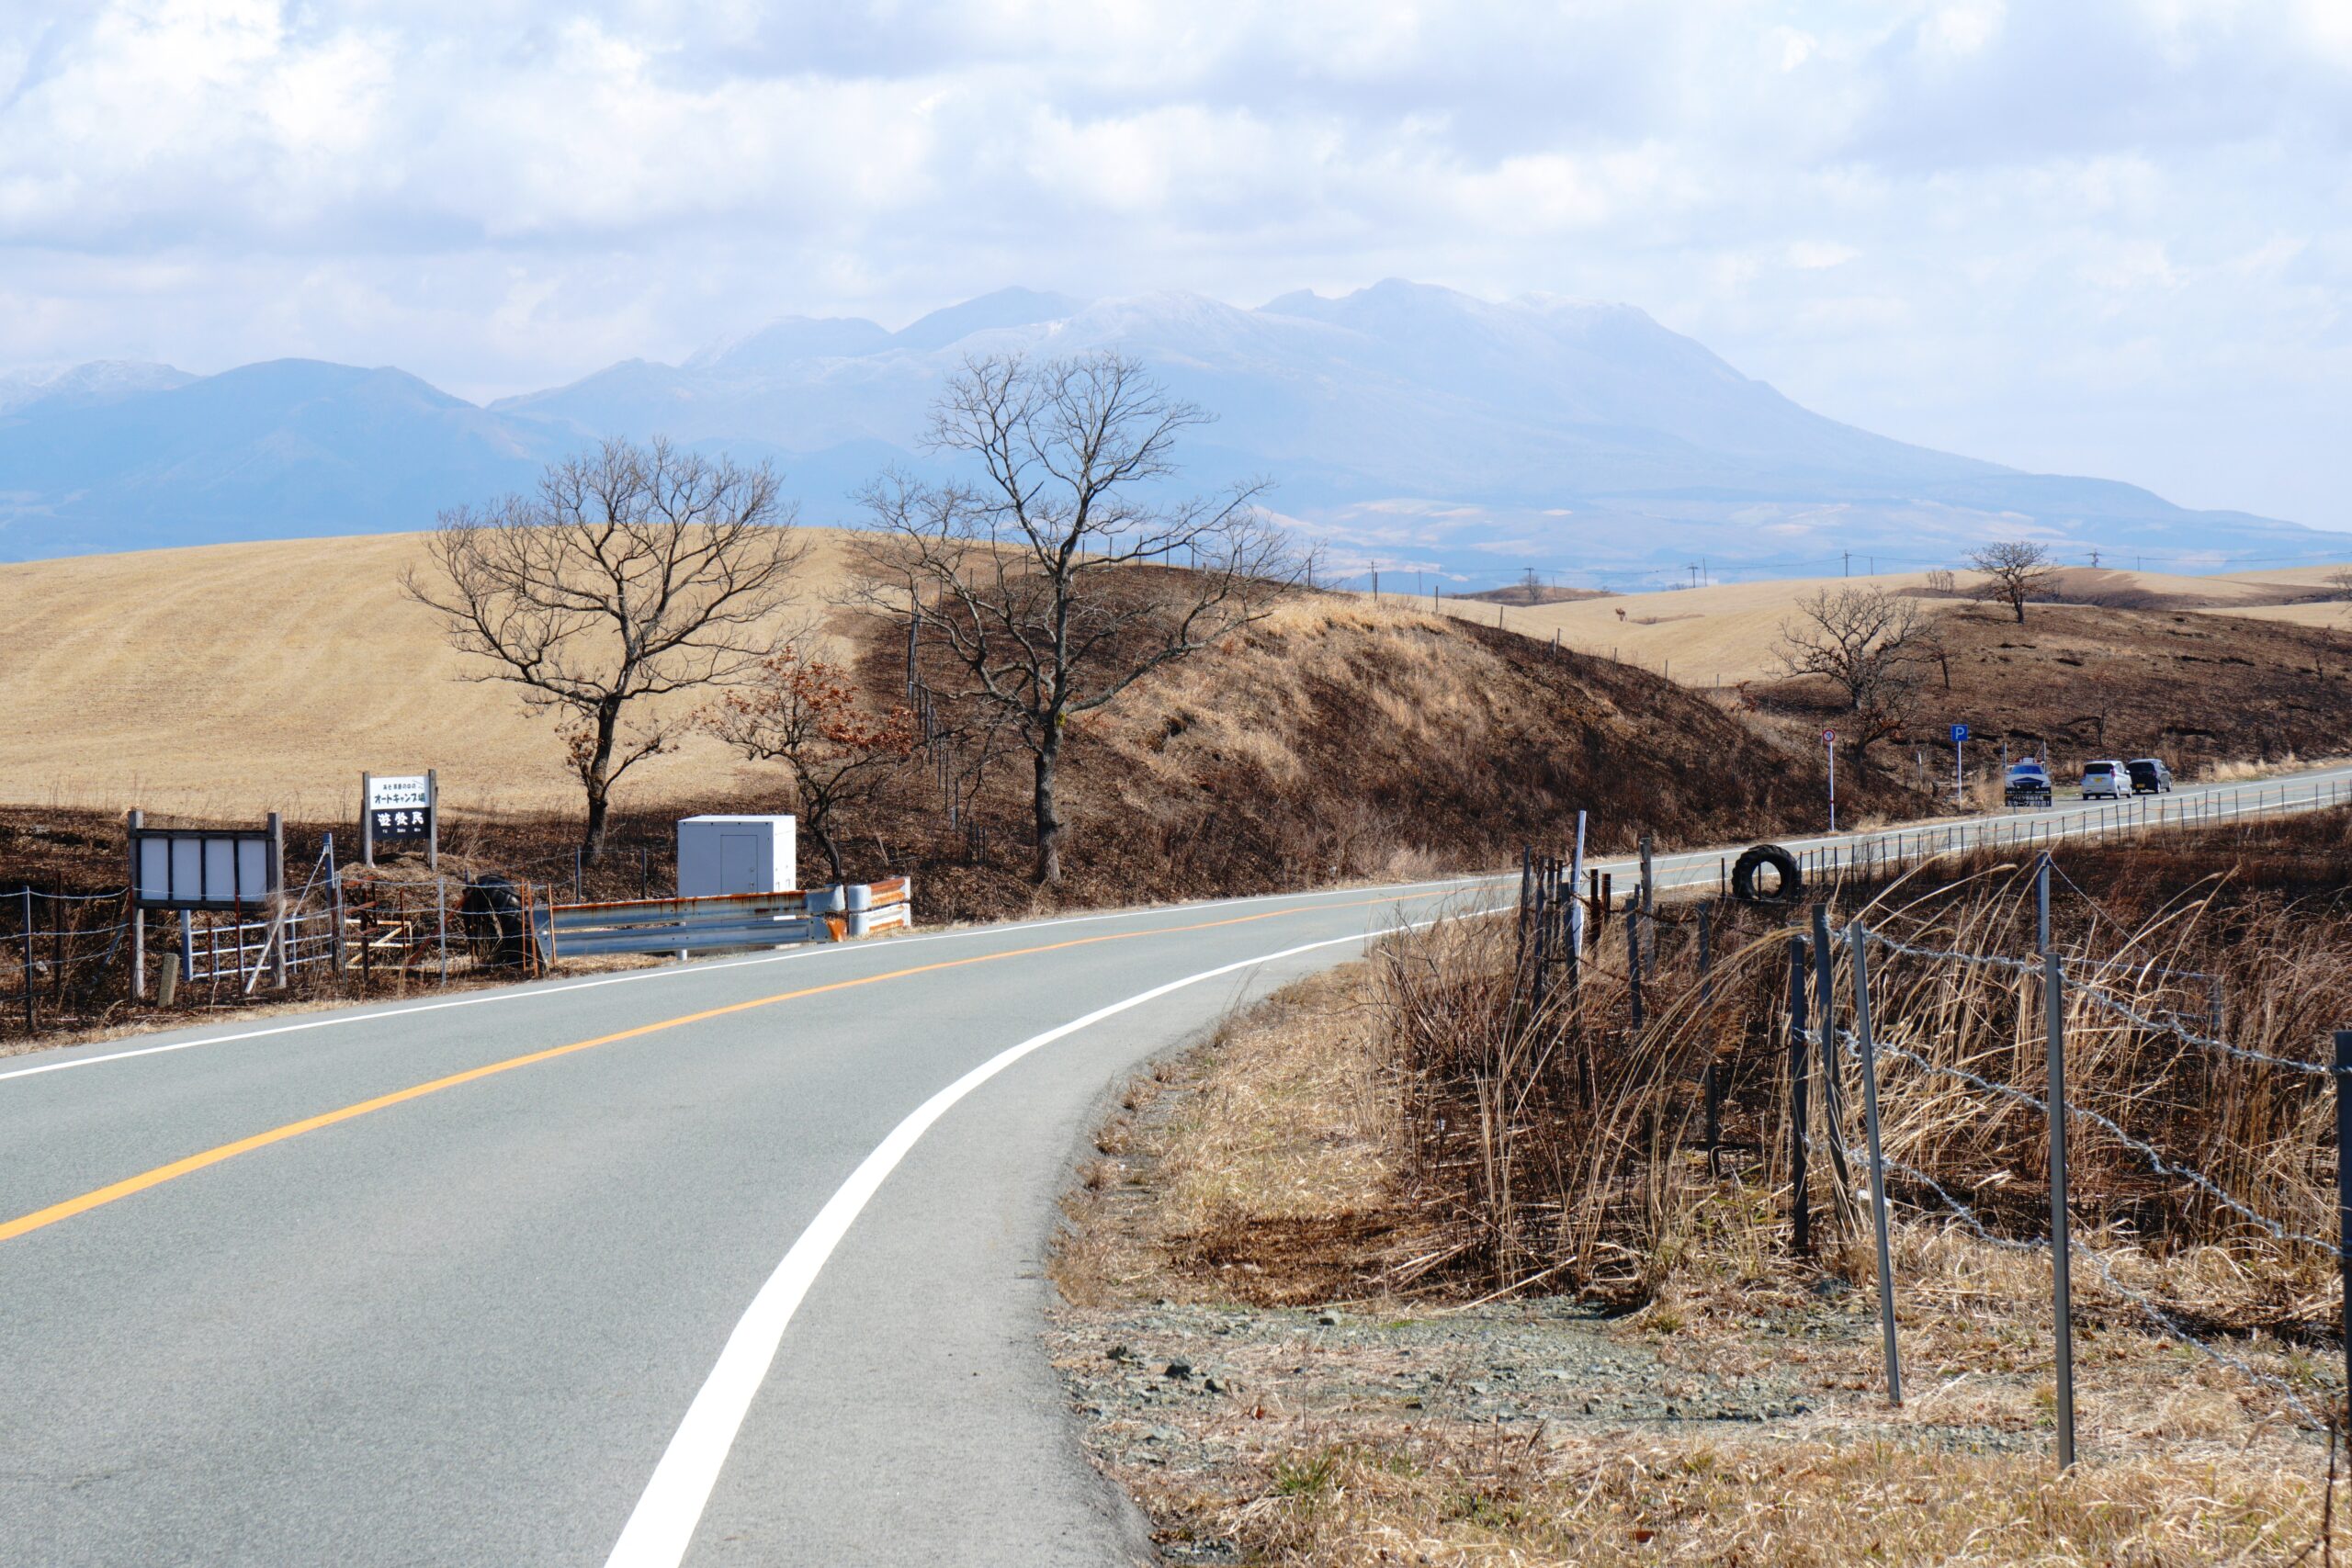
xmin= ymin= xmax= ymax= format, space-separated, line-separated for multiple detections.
xmin=676 ymin=815 xmax=797 ymax=897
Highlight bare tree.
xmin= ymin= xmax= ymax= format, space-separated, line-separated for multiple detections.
xmin=2323 ymin=566 xmax=2352 ymax=602
xmin=1776 ymin=585 xmax=1937 ymax=760
xmin=853 ymin=352 xmax=1300 ymax=885
xmin=405 ymin=437 xmax=803 ymax=860
xmin=1968 ymin=539 xmax=2060 ymax=624
xmin=704 ymin=642 xmax=917 ymax=885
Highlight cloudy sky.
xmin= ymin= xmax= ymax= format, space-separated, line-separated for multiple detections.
xmin=3 ymin=1 xmax=2347 ymax=531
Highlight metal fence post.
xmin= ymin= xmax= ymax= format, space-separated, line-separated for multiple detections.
xmin=1787 ymin=934 xmax=1812 ymax=1256
xmin=19 ymin=887 xmax=34 ymax=1032
xmin=2046 ymin=949 xmax=2077 ymax=1468
xmin=1812 ymin=904 xmax=1852 ymax=1201
xmin=1850 ymin=923 xmax=1902 ymax=1405
xmin=127 ymin=809 xmax=145 ymax=1002
xmin=437 ymin=878 xmax=449 ymax=986
xmin=1700 ymin=905 xmax=1720 ymax=1167
xmin=2036 ymin=853 xmax=2052 ymax=955
xmin=1566 ymin=811 xmax=1587 ymax=984
xmin=1626 ymin=913 xmax=1644 ymax=1031
xmin=2334 ymin=1029 xmax=2352 ymax=1433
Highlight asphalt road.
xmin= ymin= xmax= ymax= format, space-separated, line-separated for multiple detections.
xmin=3 ymin=762 xmax=2346 ymax=1567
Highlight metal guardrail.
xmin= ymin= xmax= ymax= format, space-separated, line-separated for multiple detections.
xmin=530 ymin=889 xmax=851 ymax=960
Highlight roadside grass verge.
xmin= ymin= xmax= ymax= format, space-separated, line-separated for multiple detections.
xmin=1048 ymin=813 xmax=2352 ymax=1564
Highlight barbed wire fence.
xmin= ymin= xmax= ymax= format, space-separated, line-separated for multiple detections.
xmin=1780 ymin=852 xmax=2351 ymax=1472
xmin=1508 ymin=829 xmax=2351 ymax=1480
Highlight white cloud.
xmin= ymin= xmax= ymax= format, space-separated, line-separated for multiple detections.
xmin=2 ymin=0 xmax=2349 ymax=528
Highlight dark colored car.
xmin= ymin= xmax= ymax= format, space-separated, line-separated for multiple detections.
xmin=2005 ymin=761 xmax=2053 ymax=807
xmin=2128 ymin=758 xmax=2174 ymax=795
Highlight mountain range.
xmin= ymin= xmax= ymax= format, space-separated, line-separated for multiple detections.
xmin=0 ymin=282 xmax=2330 ymax=583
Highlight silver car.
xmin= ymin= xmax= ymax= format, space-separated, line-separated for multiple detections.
xmin=2080 ymin=760 xmax=2127 ymax=800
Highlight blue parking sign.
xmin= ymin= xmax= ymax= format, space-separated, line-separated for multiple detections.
xmin=1951 ymin=724 xmax=1969 ymax=744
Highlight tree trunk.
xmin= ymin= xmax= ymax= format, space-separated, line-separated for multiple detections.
xmin=814 ymin=822 xmax=847 ymax=886
xmin=2010 ymin=595 xmax=2027 ymax=624
xmin=581 ymin=705 xmax=619 ymax=862
xmin=1032 ymin=739 xmax=1064 ymax=886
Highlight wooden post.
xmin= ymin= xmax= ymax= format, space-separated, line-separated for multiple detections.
xmin=1787 ymin=934 xmax=1812 ymax=1255
xmin=127 ymin=809 xmax=145 ymax=1002
xmin=1638 ymin=832 xmax=1656 ymax=971
xmin=1518 ymin=844 xmax=1533 ymax=961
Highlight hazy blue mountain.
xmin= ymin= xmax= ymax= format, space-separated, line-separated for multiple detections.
xmin=0 ymin=359 xmax=194 ymax=416
xmin=0 ymin=283 xmax=2332 ymax=580
xmin=0 ymin=360 xmax=557 ymax=558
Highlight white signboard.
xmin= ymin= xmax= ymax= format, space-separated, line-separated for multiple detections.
xmin=130 ymin=828 xmax=279 ymax=910
xmin=367 ymin=774 xmax=431 ymax=811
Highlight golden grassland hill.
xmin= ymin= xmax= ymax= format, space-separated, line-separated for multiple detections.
xmin=0 ymin=530 xmax=866 ymax=818
xmin=1755 ymin=601 xmax=2352 ymax=773
xmin=0 ymin=591 xmax=1917 ymax=925
xmin=1438 ymin=562 xmax=2352 ymax=686
xmin=922 ymin=596 xmax=1911 ymax=916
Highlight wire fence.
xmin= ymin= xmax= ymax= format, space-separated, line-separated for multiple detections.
xmin=1794 ymin=857 xmax=2350 ymax=1466
xmin=1 ymin=840 xmax=575 ymax=1032
xmin=1505 ymin=829 xmax=2352 ymax=1471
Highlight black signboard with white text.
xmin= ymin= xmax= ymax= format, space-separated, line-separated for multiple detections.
xmin=362 ymin=772 xmax=438 ymax=866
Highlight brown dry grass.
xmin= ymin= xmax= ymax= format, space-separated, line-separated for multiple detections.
xmin=1223 ymin=1430 xmax=2331 ymax=1566
xmin=1047 ymin=841 xmax=2352 ymax=1567
xmin=0 ymin=529 xmax=865 ymax=816
xmin=1055 ymin=966 xmax=1429 ymax=1311
xmin=1426 ymin=564 xmax=2349 ymax=685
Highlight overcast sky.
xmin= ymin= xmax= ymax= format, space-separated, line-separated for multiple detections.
xmin=3 ymin=1 xmax=2347 ymax=530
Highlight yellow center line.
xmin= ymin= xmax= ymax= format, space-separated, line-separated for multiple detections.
xmin=0 ymin=890 xmax=1440 ymax=1246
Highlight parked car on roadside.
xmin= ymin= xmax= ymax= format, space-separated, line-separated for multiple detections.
xmin=2128 ymin=757 xmax=2175 ymax=795
xmin=2005 ymin=760 xmax=2053 ymax=807
xmin=2079 ymin=760 xmax=2128 ymax=800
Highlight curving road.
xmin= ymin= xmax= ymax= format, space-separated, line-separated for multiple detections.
xmin=2 ymin=763 xmax=2346 ymax=1566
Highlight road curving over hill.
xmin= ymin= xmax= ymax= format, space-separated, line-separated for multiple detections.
xmin=2 ymin=762 xmax=2349 ymax=1566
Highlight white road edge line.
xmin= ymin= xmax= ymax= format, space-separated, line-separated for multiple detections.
xmin=600 ymin=904 xmax=1500 ymax=1568
xmin=0 ymin=872 xmax=1513 ymax=1088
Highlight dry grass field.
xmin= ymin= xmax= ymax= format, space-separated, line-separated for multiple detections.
xmin=4 ymin=529 xmax=2344 ymax=826
xmin=1430 ymin=562 xmax=2352 ymax=685
xmin=0 ymin=530 xmax=865 ymax=817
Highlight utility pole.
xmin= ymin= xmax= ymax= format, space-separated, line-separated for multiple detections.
xmin=1843 ymin=551 xmax=1851 ymax=578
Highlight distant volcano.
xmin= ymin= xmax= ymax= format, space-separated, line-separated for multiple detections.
xmin=0 ymin=282 xmax=2324 ymax=583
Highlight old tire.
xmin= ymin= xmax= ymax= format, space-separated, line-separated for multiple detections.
xmin=459 ymin=874 xmax=528 ymax=967
xmin=1731 ymin=843 xmax=1803 ymax=905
